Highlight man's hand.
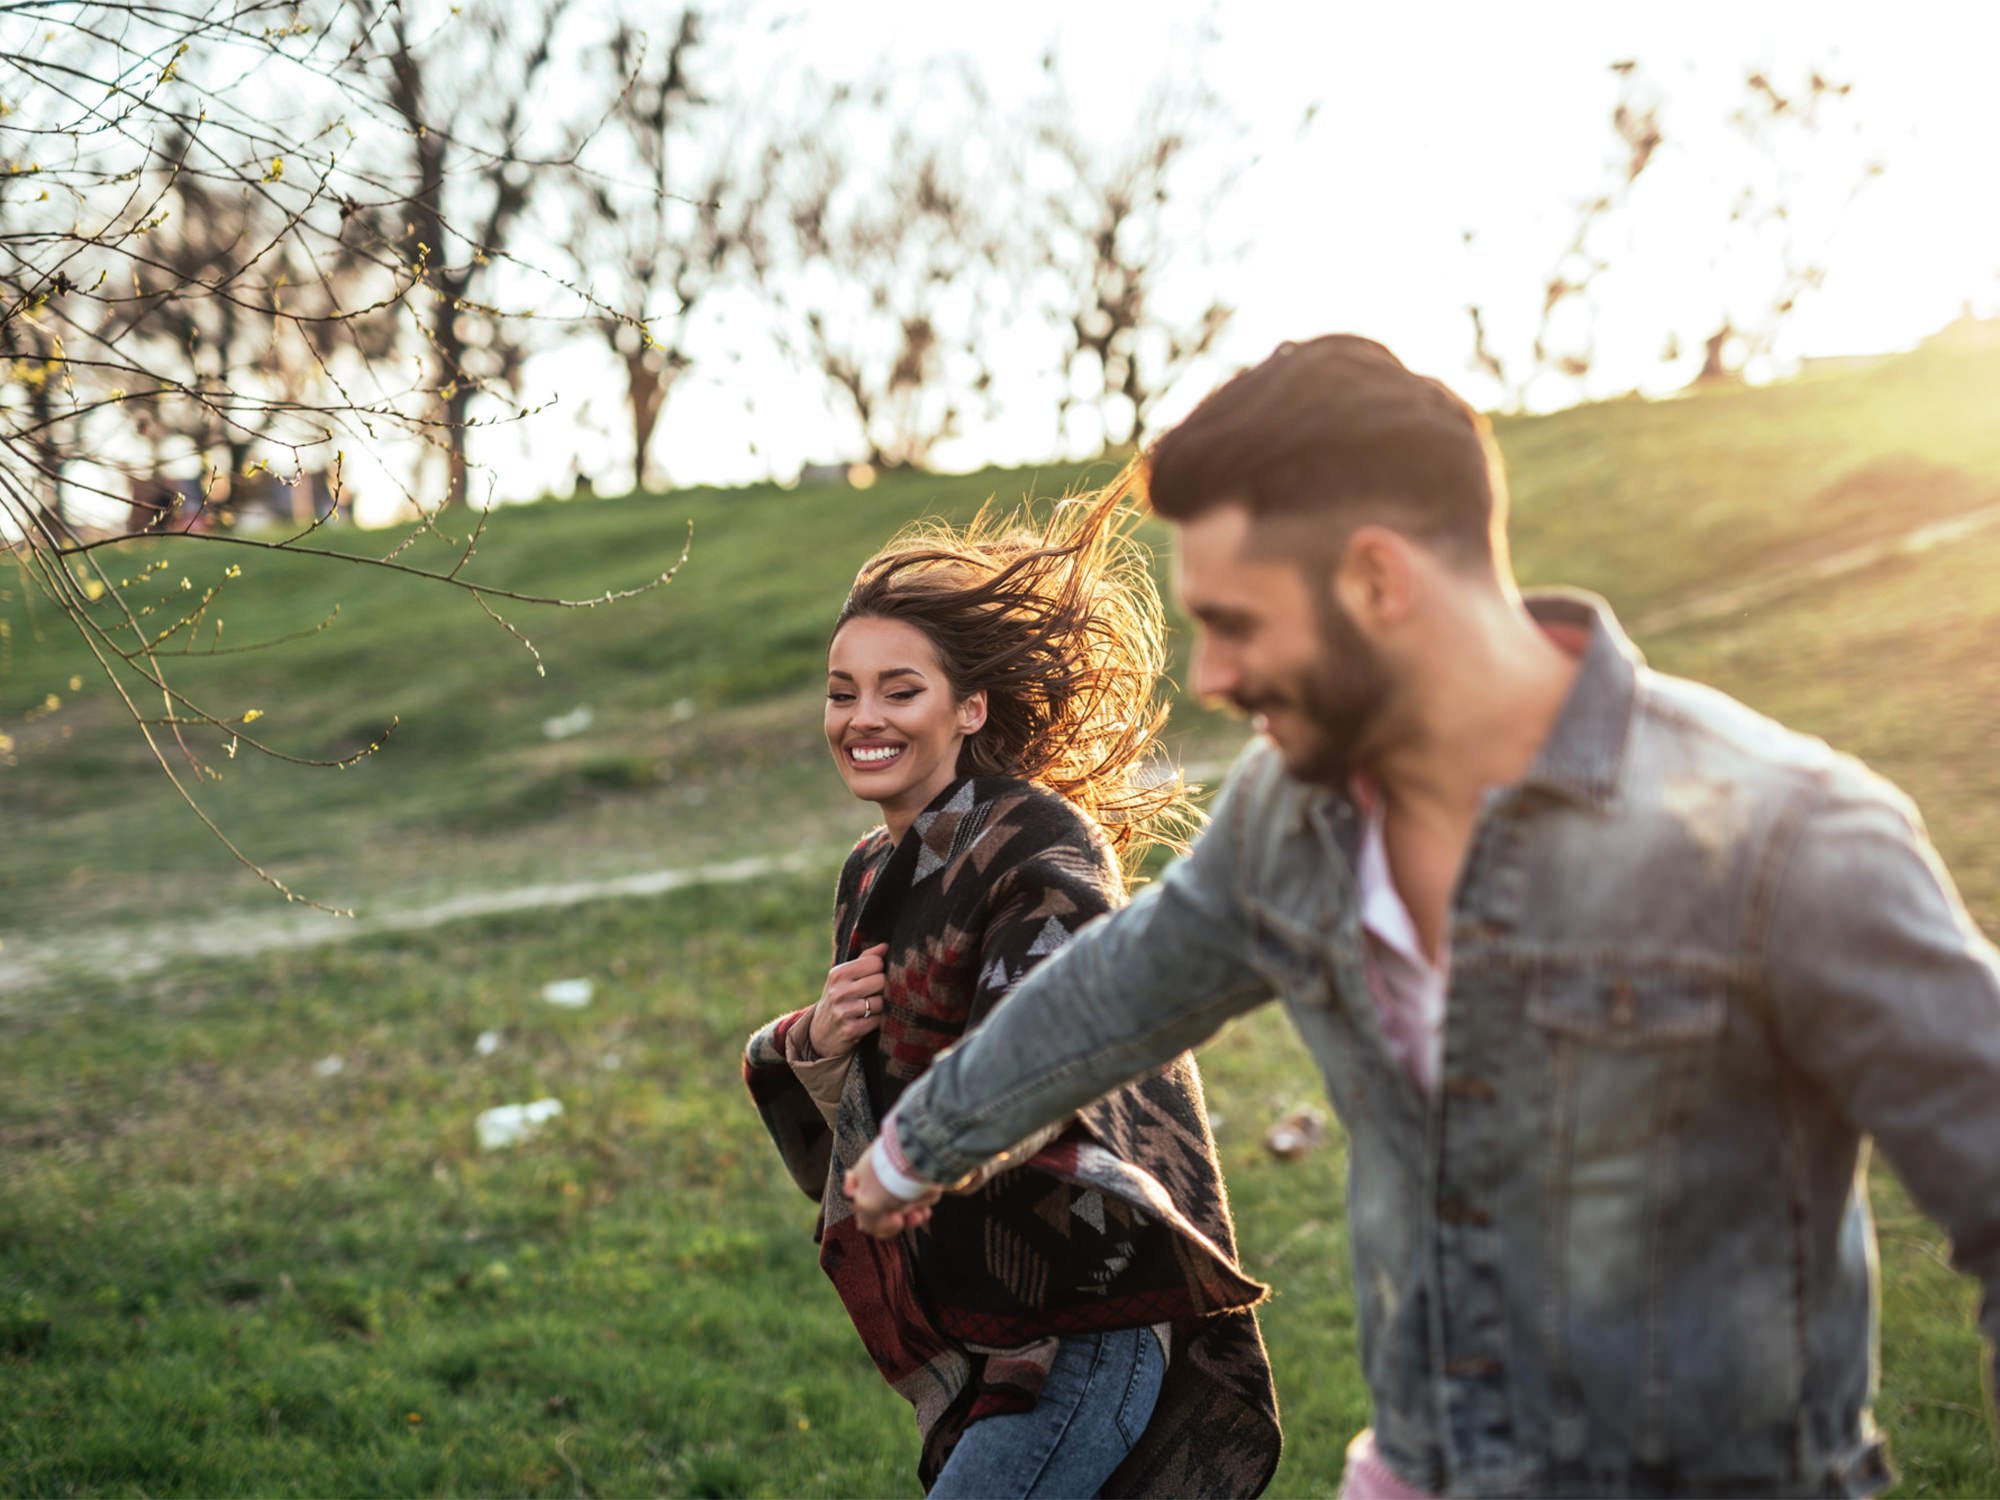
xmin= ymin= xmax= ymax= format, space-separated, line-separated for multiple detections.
xmin=809 ymin=943 xmax=889 ymax=1058
xmin=845 ymin=1144 xmax=940 ymax=1238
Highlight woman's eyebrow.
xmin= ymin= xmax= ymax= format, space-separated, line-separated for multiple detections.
xmin=826 ymin=666 xmax=926 ymax=682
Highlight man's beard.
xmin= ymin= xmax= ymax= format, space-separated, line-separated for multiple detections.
xmin=1240 ymin=593 xmax=1393 ymax=790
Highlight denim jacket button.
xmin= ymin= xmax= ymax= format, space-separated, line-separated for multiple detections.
xmin=1442 ymin=1074 xmax=1498 ymax=1102
xmin=1610 ymin=977 xmax=1638 ymax=1028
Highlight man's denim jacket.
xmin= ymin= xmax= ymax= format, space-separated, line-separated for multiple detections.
xmin=890 ymin=591 xmax=2000 ymax=1498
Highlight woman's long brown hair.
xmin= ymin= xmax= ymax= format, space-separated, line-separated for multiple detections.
xmin=834 ymin=461 xmax=1197 ymax=879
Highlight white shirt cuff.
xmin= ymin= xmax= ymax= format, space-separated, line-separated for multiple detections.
xmin=867 ymin=1120 xmax=932 ymax=1203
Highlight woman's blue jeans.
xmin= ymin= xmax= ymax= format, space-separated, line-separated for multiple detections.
xmin=929 ymin=1326 xmax=1166 ymax=1499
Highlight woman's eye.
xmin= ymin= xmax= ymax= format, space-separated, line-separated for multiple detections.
xmin=826 ymin=691 xmax=853 ymax=703
xmin=889 ymin=690 xmax=919 ymax=702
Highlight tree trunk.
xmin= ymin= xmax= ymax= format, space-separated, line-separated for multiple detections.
xmin=1694 ymin=324 xmax=1739 ymax=385
xmin=384 ymin=7 xmax=465 ymax=510
xmin=438 ymin=317 xmax=472 ymax=509
xmin=624 ymin=345 xmax=670 ymax=492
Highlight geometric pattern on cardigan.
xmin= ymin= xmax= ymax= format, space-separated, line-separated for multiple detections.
xmin=745 ymin=775 xmax=1282 ymax=1496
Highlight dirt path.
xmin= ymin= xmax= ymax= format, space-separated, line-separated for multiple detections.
xmin=1630 ymin=499 xmax=2000 ymax=636
xmin=0 ymin=848 xmax=827 ymax=996
xmin=10 ymin=496 xmax=1997 ymax=999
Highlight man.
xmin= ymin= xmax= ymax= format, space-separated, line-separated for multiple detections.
xmin=846 ymin=334 xmax=2000 ymax=1497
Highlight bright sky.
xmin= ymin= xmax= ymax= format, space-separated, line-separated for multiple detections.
xmin=454 ymin=0 xmax=2000 ymax=511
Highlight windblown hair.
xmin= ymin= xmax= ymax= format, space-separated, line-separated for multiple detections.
xmin=835 ymin=463 xmax=1196 ymax=877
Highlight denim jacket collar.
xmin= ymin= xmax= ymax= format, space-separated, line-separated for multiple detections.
xmin=1515 ymin=588 xmax=1643 ymax=809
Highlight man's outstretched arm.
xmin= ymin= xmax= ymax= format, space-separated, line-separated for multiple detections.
xmin=849 ymin=754 xmax=1278 ymax=1235
xmin=1762 ymin=758 xmax=2000 ymax=1429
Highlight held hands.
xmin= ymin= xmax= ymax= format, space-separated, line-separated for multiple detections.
xmin=808 ymin=943 xmax=890 ymax=1059
xmin=845 ymin=1146 xmax=941 ymax=1238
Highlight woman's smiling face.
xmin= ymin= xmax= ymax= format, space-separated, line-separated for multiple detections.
xmin=826 ymin=615 xmax=986 ymax=836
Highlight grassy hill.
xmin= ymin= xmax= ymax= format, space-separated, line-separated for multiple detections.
xmin=5 ymin=341 xmax=1999 ymax=942
xmin=3 ymin=343 xmax=1999 ymax=1494
xmin=2 ymin=456 xmax=1146 ymax=940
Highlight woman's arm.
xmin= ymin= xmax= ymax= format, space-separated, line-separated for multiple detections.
xmin=784 ymin=942 xmax=890 ymax=1130
xmin=744 ymin=941 xmax=893 ymax=1186
xmin=743 ymin=1007 xmax=833 ymax=1198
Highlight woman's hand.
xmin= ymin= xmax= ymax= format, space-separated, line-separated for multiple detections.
xmin=808 ymin=943 xmax=889 ymax=1058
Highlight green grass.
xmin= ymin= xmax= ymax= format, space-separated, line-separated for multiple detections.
xmin=4 ymin=342 xmax=2000 ymax=1493
xmin=0 ymin=873 xmax=1349 ymax=1496
xmin=1 ymin=856 xmax=1990 ymax=1495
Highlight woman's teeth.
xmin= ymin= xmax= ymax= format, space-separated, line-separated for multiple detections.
xmin=852 ymin=746 xmax=903 ymax=764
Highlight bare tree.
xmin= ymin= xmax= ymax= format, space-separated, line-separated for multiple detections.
xmin=337 ymin=0 xmax=586 ymax=509
xmin=92 ymin=125 xmax=396 ymax=505
xmin=763 ymin=80 xmax=1003 ymax=473
xmin=1465 ymin=59 xmax=1879 ymax=405
xmin=1 ymin=3 xmax=686 ymax=912
xmin=1684 ymin=67 xmax=1881 ymax=384
xmin=566 ymin=10 xmax=767 ymax=491
xmin=1463 ymin=60 xmax=1663 ymax=407
xmin=1019 ymin=61 xmax=1240 ymax=451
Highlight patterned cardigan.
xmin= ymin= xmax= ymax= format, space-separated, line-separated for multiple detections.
xmin=745 ymin=775 xmax=1281 ymax=1495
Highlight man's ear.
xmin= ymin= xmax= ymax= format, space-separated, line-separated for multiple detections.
xmin=1333 ymin=524 xmax=1418 ymax=632
xmin=957 ymin=689 xmax=989 ymax=736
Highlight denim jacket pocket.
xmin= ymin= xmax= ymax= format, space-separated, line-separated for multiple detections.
xmin=1526 ymin=965 xmax=1725 ymax=1048
xmin=1524 ymin=963 xmax=1728 ymax=1171
xmin=1526 ymin=964 xmax=1779 ymax=1469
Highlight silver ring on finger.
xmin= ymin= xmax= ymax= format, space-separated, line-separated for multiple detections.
xmin=863 ymin=1001 xmax=872 ymax=1018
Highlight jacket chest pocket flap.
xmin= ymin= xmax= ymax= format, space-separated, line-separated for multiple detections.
xmin=1526 ymin=966 xmax=1726 ymax=1048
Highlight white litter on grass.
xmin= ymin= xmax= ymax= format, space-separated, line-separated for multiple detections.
xmin=541 ymin=977 xmax=594 ymax=1008
xmin=1263 ymin=1105 xmax=1328 ymax=1161
xmin=475 ymin=1097 xmax=564 ymax=1151
xmin=541 ymin=705 xmax=594 ymax=740
xmin=670 ymin=697 xmax=695 ymax=723
xmin=313 ymin=1055 xmax=344 ymax=1078
xmin=474 ymin=1030 xmax=502 ymax=1056
xmin=599 ymin=1051 xmax=622 ymax=1071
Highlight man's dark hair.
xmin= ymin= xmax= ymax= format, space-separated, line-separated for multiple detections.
xmin=1145 ymin=334 xmax=1507 ymax=566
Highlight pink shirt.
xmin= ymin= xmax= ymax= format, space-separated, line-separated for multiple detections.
xmin=1340 ymin=1429 xmax=1437 ymax=1500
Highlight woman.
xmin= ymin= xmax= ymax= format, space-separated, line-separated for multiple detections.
xmin=744 ymin=470 xmax=1281 ymax=1497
